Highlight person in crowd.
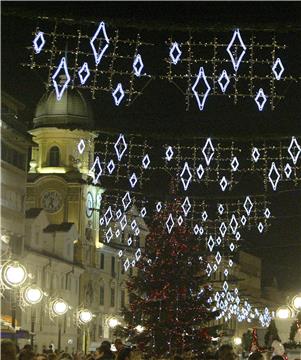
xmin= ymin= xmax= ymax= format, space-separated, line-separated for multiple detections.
xmin=56 ymin=353 xmax=72 ymax=360
xmin=271 ymin=356 xmax=285 ymax=360
xmin=271 ymin=339 xmax=285 ymax=357
xmin=94 ymin=340 xmax=115 ymax=360
xmin=248 ymin=352 xmax=264 ymax=360
xmin=217 ymin=344 xmax=237 ymax=360
xmin=19 ymin=351 xmax=35 ymax=360
xmin=114 ymin=339 xmax=131 ymax=360
xmin=34 ymin=354 xmax=47 ymax=360
xmin=1 ymin=339 xmax=17 ymax=360
xmin=47 ymin=354 xmax=57 ymax=360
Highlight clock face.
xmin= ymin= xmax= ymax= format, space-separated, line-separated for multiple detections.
xmin=41 ymin=190 xmax=62 ymax=213
xmin=86 ymin=192 xmax=94 ymax=218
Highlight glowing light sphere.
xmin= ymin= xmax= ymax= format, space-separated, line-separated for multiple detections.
xmin=78 ymin=309 xmax=93 ymax=324
xmin=292 ymin=294 xmax=301 ymax=311
xmin=276 ymin=306 xmax=291 ymax=319
xmin=233 ymin=337 xmax=242 ymax=346
xmin=52 ymin=298 xmax=68 ymax=316
xmin=135 ymin=325 xmax=145 ymax=333
xmin=108 ymin=317 xmax=120 ymax=328
xmin=23 ymin=285 xmax=43 ymax=305
xmin=2 ymin=261 xmax=28 ymax=287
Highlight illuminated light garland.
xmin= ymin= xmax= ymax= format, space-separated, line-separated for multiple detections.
xmin=268 ymin=162 xmax=281 ymax=191
xmin=244 ymin=196 xmax=253 ymax=216
xmin=90 ymin=21 xmax=110 ymax=65
xmin=220 ymin=176 xmax=228 ymax=191
xmin=112 ymin=83 xmax=125 ymax=106
xmin=288 ymin=136 xmax=301 ymax=165
xmin=272 ymin=57 xmax=284 ymax=80
xmin=166 ymin=146 xmax=174 ymax=161
xmin=129 ymin=173 xmax=138 ymax=188
xmin=169 ymin=42 xmax=182 ymax=65
xmin=33 ymin=31 xmax=46 ymax=54
xmin=115 ymin=229 xmax=120 ymax=238
xmin=229 ymin=243 xmax=235 ymax=252
xmin=180 ymin=162 xmax=192 ymax=191
xmin=252 ymin=147 xmax=260 ymax=162
xmin=89 ymin=156 xmax=102 ymax=184
xmin=284 ymin=163 xmax=292 ymax=178
xmin=131 ymin=220 xmax=137 ymax=230
xmin=133 ymin=54 xmax=144 ymax=77
xmin=127 ymin=237 xmax=132 ymax=246
xmin=226 ymin=29 xmax=247 ymax=72
xmin=191 ymin=67 xmax=211 ymax=111
xmin=218 ymin=70 xmax=230 ymax=93
xmin=78 ymin=62 xmax=90 ymax=85
xmin=77 ymin=139 xmax=85 ymax=154
xmin=118 ymin=250 xmax=123 ymax=257
xmin=206 ymin=264 xmax=212 ymax=277
xmin=166 ymin=213 xmax=175 ymax=234
xmin=255 ymin=88 xmax=267 ymax=111
xmin=142 ymin=154 xmax=150 ymax=169
xmin=231 ymin=157 xmax=239 ymax=172
xmin=107 ymin=159 xmax=115 ymax=174
xmin=114 ymin=134 xmax=128 ymax=161
xmin=181 ymin=197 xmax=191 ymax=217
xmin=52 ymin=57 xmax=71 ymax=101
xmin=216 ymin=236 xmax=221 ymax=245
xmin=202 ymin=138 xmax=215 ymax=166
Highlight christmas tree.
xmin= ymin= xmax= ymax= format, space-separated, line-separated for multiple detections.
xmin=116 ymin=194 xmax=216 ymax=359
xmin=289 ymin=311 xmax=301 ymax=343
xmin=264 ymin=319 xmax=281 ymax=347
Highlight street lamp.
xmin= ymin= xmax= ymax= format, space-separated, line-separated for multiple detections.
xmin=291 ymin=294 xmax=301 ymax=312
xmin=276 ymin=305 xmax=292 ymax=320
xmin=23 ymin=285 xmax=44 ymax=348
xmin=77 ymin=309 xmax=93 ymax=354
xmin=107 ymin=317 xmax=120 ymax=329
xmin=51 ymin=298 xmax=69 ymax=351
xmin=1 ymin=261 xmax=28 ymax=288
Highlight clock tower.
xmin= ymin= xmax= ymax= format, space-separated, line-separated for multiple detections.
xmin=26 ymin=88 xmax=101 ymax=264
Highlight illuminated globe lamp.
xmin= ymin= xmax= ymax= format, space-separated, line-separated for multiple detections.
xmin=52 ymin=298 xmax=69 ymax=316
xmin=135 ymin=325 xmax=145 ymax=333
xmin=2 ymin=261 xmax=28 ymax=288
xmin=78 ymin=309 xmax=93 ymax=325
xmin=107 ymin=317 xmax=120 ymax=329
xmin=233 ymin=337 xmax=242 ymax=346
xmin=23 ymin=285 xmax=44 ymax=305
xmin=291 ymin=294 xmax=301 ymax=312
xmin=276 ymin=305 xmax=292 ymax=319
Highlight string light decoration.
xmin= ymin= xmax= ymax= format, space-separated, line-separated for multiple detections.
xmin=24 ymin=17 xmax=154 ymax=105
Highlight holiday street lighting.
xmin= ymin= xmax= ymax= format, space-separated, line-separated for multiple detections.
xmin=276 ymin=305 xmax=292 ymax=320
xmin=233 ymin=337 xmax=242 ymax=346
xmin=107 ymin=316 xmax=120 ymax=329
xmin=291 ymin=294 xmax=301 ymax=311
xmin=1 ymin=261 xmax=28 ymax=288
xmin=135 ymin=325 xmax=145 ymax=333
xmin=51 ymin=298 xmax=69 ymax=351
xmin=77 ymin=309 xmax=93 ymax=354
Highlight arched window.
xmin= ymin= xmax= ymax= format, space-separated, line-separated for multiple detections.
xmin=49 ymin=146 xmax=60 ymax=166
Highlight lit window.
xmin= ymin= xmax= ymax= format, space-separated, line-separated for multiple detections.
xmin=49 ymin=146 xmax=60 ymax=166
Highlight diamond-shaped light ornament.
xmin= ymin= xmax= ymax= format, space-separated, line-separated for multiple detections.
xmin=77 ymin=139 xmax=85 ymax=154
xmin=166 ymin=214 xmax=175 ymax=234
xmin=135 ymin=248 xmax=142 ymax=261
xmin=196 ymin=164 xmax=205 ymax=180
xmin=181 ymin=197 xmax=191 ymax=217
xmin=235 ymin=232 xmax=241 ymax=241
xmin=229 ymin=243 xmax=235 ymax=252
xmin=220 ymin=176 xmax=228 ymax=191
xmin=114 ymin=134 xmax=127 ymax=161
xmin=202 ymin=211 xmax=208 ymax=222
xmin=241 ymin=215 xmax=247 ymax=226
xmin=272 ymin=58 xmax=284 ymax=80
xmin=255 ymin=88 xmax=267 ymax=111
xmin=140 ymin=207 xmax=147 ymax=218
xmin=252 ymin=147 xmax=260 ymax=162
xmin=122 ymin=191 xmax=131 ymax=211
xmin=90 ymin=21 xmax=110 ymax=65
xmin=166 ymin=146 xmax=174 ymax=161
xmin=105 ymin=228 xmax=113 ymax=243
xmin=288 ymin=136 xmax=301 ymax=165
xmin=156 ymin=202 xmax=162 ymax=212
xmin=264 ymin=208 xmax=271 ymax=219
xmin=33 ymin=31 xmax=46 ymax=54
xmin=218 ymin=204 xmax=224 ymax=215
xmin=206 ymin=264 xmax=212 ymax=277
xmin=229 ymin=214 xmax=238 ymax=234
xmin=180 ymin=162 xmax=192 ymax=191
xmin=52 ymin=57 xmax=71 ymax=101
xmin=112 ymin=83 xmax=125 ymax=106
xmin=219 ymin=222 xmax=227 ymax=237
xmin=177 ymin=216 xmax=183 ymax=226
xmin=226 ymin=29 xmax=247 ymax=72
xmin=133 ymin=54 xmax=144 ymax=77
xmin=104 ymin=206 xmax=113 ymax=226
xmin=215 ymin=252 xmax=222 ymax=265
xmin=192 ymin=67 xmax=211 ymax=111
xmin=142 ymin=154 xmax=150 ymax=169
xmin=127 ymin=237 xmax=133 ymax=246
xmin=129 ymin=173 xmax=138 ymax=188
xmin=116 ymin=209 xmax=122 ymax=220
xmin=218 ymin=70 xmax=230 ymax=93
xmin=123 ymin=258 xmax=130 ymax=272
xmin=193 ymin=225 xmax=199 ymax=235
xmin=202 ymin=138 xmax=215 ymax=166
xmin=216 ymin=236 xmax=222 ymax=245
xmin=207 ymin=236 xmax=215 ymax=252
xmin=78 ymin=62 xmax=90 ymax=85
xmin=258 ymin=222 xmax=264 ymax=233
xmin=89 ymin=156 xmax=103 ymax=184
xmin=244 ymin=196 xmax=253 ymax=216
xmin=284 ymin=163 xmax=292 ymax=178
xmin=107 ymin=159 xmax=115 ymax=174
xmin=231 ymin=157 xmax=239 ymax=172
xmin=169 ymin=42 xmax=182 ymax=65
xmin=268 ymin=162 xmax=280 ymax=191
xmin=120 ymin=215 xmax=127 ymax=231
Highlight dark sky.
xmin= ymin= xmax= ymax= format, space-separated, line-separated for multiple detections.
xmin=2 ymin=1 xmax=301 ymax=291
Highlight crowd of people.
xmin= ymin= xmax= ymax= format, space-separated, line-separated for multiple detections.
xmin=1 ymin=340 xmax=289 ymax=360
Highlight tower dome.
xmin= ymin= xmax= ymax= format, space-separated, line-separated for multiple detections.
xmin=33 ymin=88 xmax=94 ymax=129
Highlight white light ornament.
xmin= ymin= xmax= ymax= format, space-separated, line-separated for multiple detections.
xmin=231 ymin=157 xmax=239 ymax=172
xmin=107 ymin=159 xmax=115 ymax=174
xmin=192 ymin=67 xmax=211 ymax=111
xmin=169 ymin=42 xmax=182 ymax=65
xmin=284 ymin=163 xmax=292 ymax=178
xmin=218 ymin=70 xmax=230 ymax=93
xmin=180 ymin=162 xmax=192 ymax=191
xmin=77 ymin=139 xmax=85 ymax=154
xmin=207 ymin=236 xmax=215 ymax=252
xmin=78 ymin=309 xmax=93 ymax=325
xmin=129 ymin=173 xmax=138 ymax=188
xmin=78 ymin=62 xmax=90 ymax=85
xmin=122 ymin=192 xmax=131 ymax=211
xmin=166 ymin=214 xmax=175 ymax=234
xmin=33 ymin=31 xmax=46 ymax=54
xmin=89 ymin=156 xmax=102 ymax=184
xmin=140 ymin=207 xmax=147 ymax=218
xmin=226 ymin=29 xmax=247 ymax=72
xmin=202 ymin=138 xmax=215 ymax=166
xmin=1 ymin=261 xmax=28 ymax=288
xmin=166 ymin=146 xmax=174 ymax=161
xmin=219 ymin=222 xmax=227 ymax=238
xmin=133 ymin=54 xmax=144 ymax=77
xmin=255 ymin=88 xmax=267 ymax=111
xmin=218 ymin=204 xmax=224 ymax=215
xmin=252 ymin=147 xmax=260 ymax=162
xmin=258 ymin=222 xmax=264 ymax=233
xmin=135 ymin=248 xmax=142 ymax=261
xmin=229 ymin=214 xmax=238 ymax=234
xmin=142 ymin=154 xmax=150 ymax=169
xmin=52 ymin=57 xmax=71 ymax=101
xmin=288 ymin=136 xmax=301 ymax=165
xmin=220 ymin=176 xmax=228 ymax=191
xmin=23 ymin=285 xmax=44 ymax=305
xmin=112 ymin=83 xmax=125 ymax=106
xmin=196 ymin=164 xmax=205 ymax=180
xmin=105 ymin=228 xmax=113 ymax=243
xmin=268 ymin=162 xmax=281 ymax=191
xmin=264 ymin=208 xmax=271 ymax=219
xmin=104 ymin=206 xmax=113 ymax=226
xmin=272 ymin=58 xmax=284 ymax=80
xmin=52 ymin=298 xmax=69 ymax=316
xmin=114 ymin=134 xmax=128 ymax=161
xmin=244 ymin=196 xmax=253 ymax=216
xmin=181 ymin=197 xmax=191 ymax=217
xmin=90 ymin=21 xmax=110 ymax=65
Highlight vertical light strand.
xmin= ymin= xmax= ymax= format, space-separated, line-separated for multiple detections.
xmin=47 ymin=19 xmax=58 ymax=92
xmin=185 ymin=32 xmax=193 ymax=111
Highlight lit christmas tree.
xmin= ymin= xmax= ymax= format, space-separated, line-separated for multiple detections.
xmin=116 ymin=189 xmax=216 ymax=359
xmin=264 ymin=319 xmax=281 ymax=348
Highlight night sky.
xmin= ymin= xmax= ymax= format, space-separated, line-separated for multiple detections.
xmin=2 ymin=2 xmax=301 ymax=291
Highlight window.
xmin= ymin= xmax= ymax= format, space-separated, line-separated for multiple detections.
xmin=1 ymin=141 xmax=26 ymax=170
xmin=111 ymin=256 xmax=115 ymax=277
xmin=100 ymin=253 xmax=104 ymax=270
xmin=49 ymin=146 xmax=60 ymax=166
xmin=110 ymin=287 xmax=115 ymax=307
xmin=121 ymin=289 xmax=125 ymax=308
xmin=99 ymin=286 xmax=104 ymax=305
